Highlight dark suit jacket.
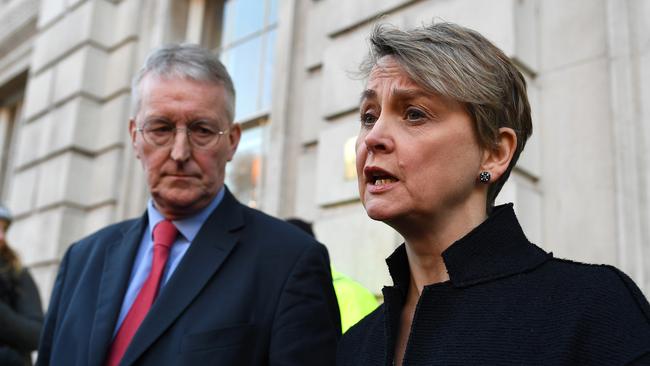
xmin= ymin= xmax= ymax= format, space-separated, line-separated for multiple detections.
xmin=37 ymin=190 xmax=341 ymax=365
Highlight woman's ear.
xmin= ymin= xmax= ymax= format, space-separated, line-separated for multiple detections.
xmin=480 ymin=127 xmax=517 ymax=182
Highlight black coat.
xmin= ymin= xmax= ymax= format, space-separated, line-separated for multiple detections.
xmin=337 ymin=204 xmax=650 ymax=365
xmin=38 ymin=189 xmax=341 ymax=366
xmin=0 ymin=259 xmax=43 ymax=366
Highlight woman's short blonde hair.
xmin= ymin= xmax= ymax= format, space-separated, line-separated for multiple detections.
xmin=360 ymin=22 xmax=532 ymax=211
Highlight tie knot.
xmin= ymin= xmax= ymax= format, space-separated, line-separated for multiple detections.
xmin=153 ymin=220 xmax=178 ymax=249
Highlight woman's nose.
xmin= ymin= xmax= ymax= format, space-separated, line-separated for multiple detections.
xmin=363 ymin=117 xmax=394 ymax=154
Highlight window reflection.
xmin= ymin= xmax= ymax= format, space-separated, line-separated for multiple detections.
xmin=226 ymin=123 xmax=265 ymax=208
xmin=222 ymin=0 xmax=265 ymax=44
xmin=219 ymin=0 xmax=277 ymax=121
xmin=221 ymin=37 xmax=262 ymax=120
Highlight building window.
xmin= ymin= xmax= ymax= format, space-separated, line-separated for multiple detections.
xmin=0 ymin=73 xmax=26 ymax=199
xmin=219 ymin=0 xmax=277 ymax=121
xmin=186 ymin=0 xmax=278 ymax=207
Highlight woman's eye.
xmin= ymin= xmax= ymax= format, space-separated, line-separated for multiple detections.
xmin=405 ymin=108 xmax=426 ymax=121
xmin=360 ymin=113 xmax=377 ymax=126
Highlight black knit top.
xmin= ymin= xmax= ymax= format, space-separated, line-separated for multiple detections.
xmin=336 ymin=204 xmax=650 ymax=365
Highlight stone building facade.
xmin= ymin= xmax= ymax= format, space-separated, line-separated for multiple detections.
xmin=0 ymin=0 xmax=648 ymax=306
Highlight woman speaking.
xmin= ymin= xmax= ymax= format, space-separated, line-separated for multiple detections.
xmin=337 ymin=22 xmax=650 ymax=365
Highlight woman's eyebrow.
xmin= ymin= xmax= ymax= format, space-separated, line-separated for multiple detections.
xmin=390 ymin=88 xmax=429 ymax=101
xmin=359 ymin=89 xmax=376 ymax=103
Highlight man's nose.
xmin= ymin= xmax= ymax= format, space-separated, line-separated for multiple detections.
xmin=170 ymin=129 xmax=191 ymax=162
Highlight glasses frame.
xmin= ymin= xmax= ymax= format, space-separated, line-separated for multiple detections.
xmin=136 ymin=121 xmax=230 ymax=150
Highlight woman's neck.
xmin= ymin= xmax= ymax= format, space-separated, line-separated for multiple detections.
xmin=400 ymin=205 xmax=487 ymax=295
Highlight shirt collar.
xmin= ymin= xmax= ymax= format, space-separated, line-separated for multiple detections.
xmin=386 ymin=204 xmax=552 ymax=289
xmin=147 ymin=186 xmax=225 ymax=243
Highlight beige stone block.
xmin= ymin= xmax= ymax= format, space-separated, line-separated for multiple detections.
xmin=6 ymin=167 xmax=38 ymax=216
xmin=22 ymin=68 xmax=53 ymax=120
xmin=316 ymin=115 xmax=361 ymax=206
xmin=315 ymin=204 xmax=400 ymax=295
xmin=320 ymin=27 xmax=371 ymax=118
xmin=86 ymin=148 xmax=121 ymax=205
xmin=37 ymin=0 xmax=67 ymax=28
xmin=87 ymin=0 xmax=140 ymax=48
xmin=84 ymin=204 xmax=117 ymax=238
xmin=53 ymin=45 xmax=107 ymax=103
xmin=12 ymin=120 xmax=37 ymax=167
xmin=81 ymin=95 xmax=129 ymax=150
xmin=104 ymin=41 xmax=136 ymax=97
xmin=97 ymin=94 xmax=130 ymax=147
xmin=35 ymin=152 xmax=92 ymax=208
xmin=111 ymin=0 xmax=140 ymax=44
xmin=66 ymin=0 xmax=86 ymax=9
xmin=322 ymin=0 xmax=412 ymax=37
xmin=517 ymin=74 xmax=540 ymax=178
xmin=10 ymin=206 xmax=86 ymax=265
xmin=31 ymin=1 xmax=94 ymax=72
xmin=538 ymin=59 xmax=617 ymax=264
xmin=43 ymin=101 xmax=79 ymax=155
xmin=304 ymin=0 xmax=329 ymax=69
xmin=539 ymin=0 xmax=606 ymax=71
xmin=404 ymin=0 xmax=535 ymax=65
xmin=631 ymin=0 xmax=650 ymax=52
xmin=293 ymin=149 xmax=318 ymax=220
xmin=299 ymin=71 xmax=326 ymax=144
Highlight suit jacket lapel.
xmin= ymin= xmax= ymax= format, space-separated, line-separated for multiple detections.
xmin=87 ymin=215 xmax=148 ymax=366
xmin=120 ymin=190 xmax=245 ymax=366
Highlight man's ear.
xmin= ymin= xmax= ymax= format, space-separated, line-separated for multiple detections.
xmin=226 ymin=123 xmax=242 ymax=162
xmin=480 ymin=127 xmax=517 ymax=182
xmin=128 ymin=118 xmax=141 ymax=159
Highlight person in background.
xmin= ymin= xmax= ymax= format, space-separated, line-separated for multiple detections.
xmin=37 ymin=44 xmax=340 ymax=366
xmin=286 ymin=218 xmax=378 ymax=333
xmin=337 ymin=22 xmax=650 ymax=365
xmin=0 ymin=204 xmax=43 ymax=366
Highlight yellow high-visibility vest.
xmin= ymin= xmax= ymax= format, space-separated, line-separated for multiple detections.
xmin=332 ymin=267 xmax=379 ymax=333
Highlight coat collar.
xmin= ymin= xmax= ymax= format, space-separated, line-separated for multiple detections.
xmin=386 ymin=204 xmax=551 ymax=289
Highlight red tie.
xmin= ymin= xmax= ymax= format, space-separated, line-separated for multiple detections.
xmin=105 ymin=220 xmax=178 ymax=366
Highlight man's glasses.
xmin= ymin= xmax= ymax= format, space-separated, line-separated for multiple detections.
xmin=136 ymin=121 xmax=229 ymax=149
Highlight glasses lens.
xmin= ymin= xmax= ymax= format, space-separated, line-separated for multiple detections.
xmin=143 ymin=121 xmax=174 ymax=146
xmin=188 ymin=122 xmax=221 ymax=148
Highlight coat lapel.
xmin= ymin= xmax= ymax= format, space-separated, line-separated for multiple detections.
xmin=120 ymin=190 xmax=245 ymax=366
xmin=87 ymin=215 xmax=148 ymax=366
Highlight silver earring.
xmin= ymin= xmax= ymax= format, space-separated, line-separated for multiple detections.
xmin=479 ymin=171 xmax=491 ymax=183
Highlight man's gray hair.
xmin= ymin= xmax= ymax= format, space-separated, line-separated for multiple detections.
xmin=360 ymin=22 xmax=532 ymax=211
xmin=131 ymin=43 xmax=236 ymax=123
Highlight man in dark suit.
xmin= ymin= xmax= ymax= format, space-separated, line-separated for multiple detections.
xmin=37 ymin=44 xmax=341 ymax=366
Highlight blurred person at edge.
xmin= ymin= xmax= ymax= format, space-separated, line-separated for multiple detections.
xmin=286 ymin=218 xmax=379 ymax=333
xmin=336 ymin=22 xmax=650 ymax=366
xmin=0 ymin=204 xmax=43 ymax=366
xmin=37 ymin=44 xmax=340 ymax=366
